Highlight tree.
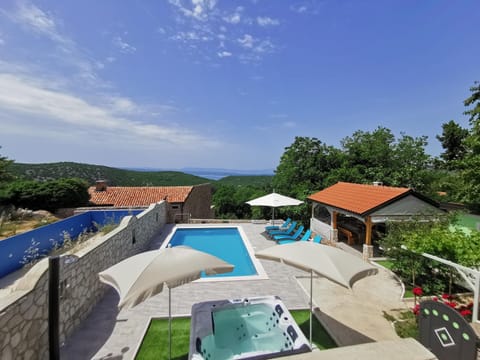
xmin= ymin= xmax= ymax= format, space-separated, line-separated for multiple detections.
xmin=457 ymin=81 xmax=480 ymax=210
xmin=390 ymin=133 xmax=432 ymax=192
xmin=340 ymin=127 xmax=395 ymax=184
xmin=273 ymin=136 xmax=343 ymax=197
xmin=340 ymin=127 xmax=432 ymax=190
xmin=0 ymin=178 xmax=89 ymax=212
xmin=0 ymin=146 xmax=14 ymax=183
xmin=436 ymin=120 xmax=468 ymax=166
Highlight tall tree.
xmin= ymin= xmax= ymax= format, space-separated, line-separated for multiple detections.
xmin=340 ymin=127 xmax=396 ymax=184
xmin=0 ymin=146 xmax=14 ymax=183
xmin=436 ymin=120 xmax=468 ymax=166
xmin=458 ymin=81 xmax=480 ymax=209
xmin=272 ymin=136 xmax=343 ymax=198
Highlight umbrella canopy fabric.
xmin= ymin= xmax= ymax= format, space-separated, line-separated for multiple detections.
xmin=99 ymin=246 xmax=234 ymax=310
xmin=246 ymin=192 xmax=303 ymax=208
xmin=256 ymin=241 xmax=377 ymax=289
xmin=246 ymin=192 xmax=303 ymax=222
xmin=256 ymin=241 xmax=378 ymax=347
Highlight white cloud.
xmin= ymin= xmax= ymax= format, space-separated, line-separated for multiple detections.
xmin=291 ymin=4 xmax=308 ymax=14
xmin=168 ymin=0 xmax=218 ymax=21
xmin=238 ymin=34 xmax=254 ymax=48
xmin=282 ymin=121 xmax=296 ymax=128
xmin=257 ymin=17 xmax=280 ymax=26
xmin=224 ymin=13 xmax=241 ymax=24
xmin=0 ymin=73 xmax=219 ymax=148
xmin=13 ymin=2 xmax=60 ymax=39
xmin=4 ymin=2 xmax=102 ymax=86
xmin=112 ymin=36 xmax=136 ymax=54
xmin=217 ymin=51 xmax=232 ymax=58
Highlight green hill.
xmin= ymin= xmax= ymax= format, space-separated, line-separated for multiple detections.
xmin=216 ymin=175 xmax=273 ymax=187
xmin=10 ymin=162 xmax=211 ymax=186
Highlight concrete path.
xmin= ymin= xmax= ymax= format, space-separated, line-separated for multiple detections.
xmin=60 ymin=223 xmax=411 ymax=359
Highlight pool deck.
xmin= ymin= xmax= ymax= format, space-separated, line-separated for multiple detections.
xmin=60 ymin=222 xmax=427 ymax=360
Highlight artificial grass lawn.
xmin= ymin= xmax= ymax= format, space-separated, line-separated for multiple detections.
xmin=374 ymin=259 xmax=394 ymax=270
xmin=135 ymin=310 xmax=337 ymax=359
xmin=456 ymin=213 xmax=480 ymax=230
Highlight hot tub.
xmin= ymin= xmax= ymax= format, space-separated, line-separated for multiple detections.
xmin=189 ymin=295 xmax=311 ymax=360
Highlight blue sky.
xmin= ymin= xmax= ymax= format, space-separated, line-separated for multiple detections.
xmin=0 ymin=1 xmax=479 ymax=171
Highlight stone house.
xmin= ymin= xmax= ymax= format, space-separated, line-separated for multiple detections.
xmin=88 ymin=181 xmax=213 ymax=222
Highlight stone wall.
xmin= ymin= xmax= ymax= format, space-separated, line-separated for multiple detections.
xmin=0 ymin=201 xmax=168 ymax=360
xmin=184 ymin=183 xmax=214 ymax=219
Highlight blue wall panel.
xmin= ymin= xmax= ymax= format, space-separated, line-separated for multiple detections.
xmin=0 ymin=210 xmax=142 ymax=278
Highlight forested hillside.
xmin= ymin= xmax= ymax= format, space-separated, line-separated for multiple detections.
xmin=10 ymin=162 xmax=211 ymax=186
xmin=216 ymin=175 xmax=273 ymax=187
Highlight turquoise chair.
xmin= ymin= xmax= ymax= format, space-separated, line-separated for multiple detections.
xmin=278 ymin=229 xmax=312 ymax=245
xmin=268 ymin=221 xmax=297 ymax=237
xmin=274 ymin=225 xmax=304 ymax=241
xmin=312 ymin=235 xmax=322 ymax=244
xmin=265 ymin=218 xmax=291 ymax=232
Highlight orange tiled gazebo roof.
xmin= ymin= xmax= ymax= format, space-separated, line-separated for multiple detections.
xmin=308 ymin=182 xmax=411 ymax=216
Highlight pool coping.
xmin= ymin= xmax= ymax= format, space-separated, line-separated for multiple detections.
xmin=161 ymin=224 xmax=269 ymax=282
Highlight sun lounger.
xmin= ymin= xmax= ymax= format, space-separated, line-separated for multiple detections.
xmin=268 ymin=221 xmax=297 ymax=237
xmin=274 ymin=225 xmax=304 ymax=241
xmin=265 ymin=218 xmax=291 ymax=232
xmin=277 ymin=229 xmax=311 ymax=245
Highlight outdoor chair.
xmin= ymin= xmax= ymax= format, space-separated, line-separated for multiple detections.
xmin=268 ymin=221 xmax=297 ymax=237
xmin=277 ymin=229 xmax=311 ymax=245
xmin=274 ymin=225 xmax=304 ymax=241
xmin=265 ymin=218 xmax=291 ymax=232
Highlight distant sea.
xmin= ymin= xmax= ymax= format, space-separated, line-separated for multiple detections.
xmin=123 ymin=167 xmax=274 ymax=181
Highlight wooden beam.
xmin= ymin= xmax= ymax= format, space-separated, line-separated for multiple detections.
xmin=365 ymin=216 xmax=372 ymax=245
xmin=332 ymin=211 xmax=337 ymax=229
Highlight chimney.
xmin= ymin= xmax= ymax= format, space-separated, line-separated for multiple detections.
xmin=95 ymin=180 xmax=107 ymax=191
xmin=372 ymin=181 xmax=383 ymax=186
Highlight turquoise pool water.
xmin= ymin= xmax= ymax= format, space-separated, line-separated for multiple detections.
xmin=168 ymin=227 xmax=257 ymax=277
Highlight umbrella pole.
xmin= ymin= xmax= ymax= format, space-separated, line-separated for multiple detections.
xmin=310 ymin=269 xmax=313 ymax=348
xmin=169 ymin=287 xmax=172 ymax=360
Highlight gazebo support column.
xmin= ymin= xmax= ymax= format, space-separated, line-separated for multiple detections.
xmin=331 ymin=211 xmax=338 ymax=242
xmin=362 ymin=216 xmax=373 ymax=261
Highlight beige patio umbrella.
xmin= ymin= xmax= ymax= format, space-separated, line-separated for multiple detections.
xmin=99 ymin=246 xmax=234 ymax=360
xmin=256 ymin=241 xmax=378 ymax=347
xmin=246 ymin=192 xmax=303 ymax=223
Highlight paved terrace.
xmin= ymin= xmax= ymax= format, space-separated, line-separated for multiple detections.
xmin=61 ymin=222 xmax=412 ymax=360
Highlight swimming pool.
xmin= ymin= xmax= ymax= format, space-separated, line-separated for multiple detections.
xmin=188 ymin=296 xmax=311 ymax=360
xmin=165 ymin=227 xmax=265 ymax=279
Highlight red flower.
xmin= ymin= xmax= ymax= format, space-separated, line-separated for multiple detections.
xmin=467 ymin=301 xmax=474 ymax=309
xmin=432 ymin=296 xmax=438 ymax=302
xmin=446 ymin=301 xmax=458 ymax=308
xmin=460 ymin=309 xmax=472 ymax=317
xmin=413 ymin=287 xmax=423 ymax=296
xmin=441 ymin=294 xmax=451 ymax=300
xmin=412 ymin=304 xmax=420 ymax=315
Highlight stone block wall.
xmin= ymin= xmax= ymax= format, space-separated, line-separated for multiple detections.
xmin=184 ymin=183 xmax=214 ymax=219
xmin=0 ymin=201 xmax=168 ymax=360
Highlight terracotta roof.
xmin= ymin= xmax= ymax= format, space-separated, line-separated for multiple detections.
xmin=308 ymin=182 xmax=411 ymax=215
xmin=88 ymin=186 xmax=193 ymax=207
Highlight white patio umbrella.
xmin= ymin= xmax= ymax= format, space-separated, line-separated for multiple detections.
xmin=256 ymin=242 xmax=378 ymax=347
xmin=246 ymin=192 xmax=303 ymax=223
xmin=99 ymin=246 xmax=234 ymax=360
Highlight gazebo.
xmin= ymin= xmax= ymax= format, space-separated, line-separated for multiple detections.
xmin=308 ymin=182 xmax=445 ymax=260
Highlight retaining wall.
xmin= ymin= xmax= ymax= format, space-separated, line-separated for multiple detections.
xmin=0 ymin=201 xmax=168 ymax=360
xmin=0 ymin=209 xmax=142 ymax=278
